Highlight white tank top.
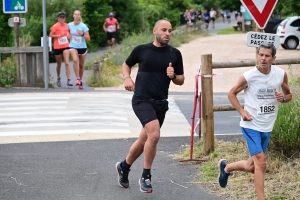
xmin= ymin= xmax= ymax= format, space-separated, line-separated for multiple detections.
xmin=240 ymin=65 xmax=284 ymax=132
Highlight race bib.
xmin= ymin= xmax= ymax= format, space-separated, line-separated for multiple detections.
xmin=257 ymin=105 xmax=275 ymax=116
xmin=71 ymin=36 xmax=82 ymax=44
xmin=107 ymin=25 xmax=116 ymax=32
xmin=58 ymin=36 xmax=68 ymax=45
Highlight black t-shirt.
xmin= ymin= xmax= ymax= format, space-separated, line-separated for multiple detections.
xmin=125 ymin=43 xmax=184 ymax=100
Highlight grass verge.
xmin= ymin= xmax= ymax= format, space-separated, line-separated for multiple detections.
xmin=179 ymin=138 xmax=300 ymax=200
xmin=217 ymin=26 xmax=245 ymax=35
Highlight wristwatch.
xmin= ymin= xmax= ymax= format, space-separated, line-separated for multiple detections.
xmin=171 ymin=73 xmax=177 ymax=80
xmin=282 ymin=95 xmax=286 ymax=102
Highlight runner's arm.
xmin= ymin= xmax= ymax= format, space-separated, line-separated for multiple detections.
xmin=280 ymin=72 xmax=292 ymax=103
xmin=49 ymin=30 xmax=62 ymax=38
xmin=116 ymin=20 xmax=120 ymax=29
xmin=122 ymin=62 xmax=134 ymax=91
xmin=103 ymin=21 xmax=107 ymax=32
xmin=228 ymin=75 xmax=252 ymax=121
xmin=172 ymin=75 xmax=184 ymax=85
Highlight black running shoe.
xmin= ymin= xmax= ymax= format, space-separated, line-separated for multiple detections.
xmin=139 ymin=176 xmax=152 ymax=193
xmin=115 ymin=162 xmax=130 ymax=188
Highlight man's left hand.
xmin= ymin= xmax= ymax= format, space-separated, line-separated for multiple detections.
xmin=166 ymin=62 xmax=175 ymax=79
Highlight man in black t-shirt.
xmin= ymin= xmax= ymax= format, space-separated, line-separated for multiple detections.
xmin=115 ymin=19 xmax=185 ymax=193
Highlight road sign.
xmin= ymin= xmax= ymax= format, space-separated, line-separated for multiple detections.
xmin=3 ymin=0 xmax=27 ymax=13
xmin=246 ymin=31 xmax=279 ymax=48
xmin=8 ymin=17 xmax=26 ymax=27
xmin=240 ymin=0 xmax=278 ymax=29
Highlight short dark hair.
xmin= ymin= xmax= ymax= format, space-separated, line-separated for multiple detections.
xmin=57 ymin=11 xmax=66 ymax=17
xmin=257 ymin=43 xmax=276 ymax=57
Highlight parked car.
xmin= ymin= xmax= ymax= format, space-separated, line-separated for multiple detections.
xmin=264 ymin=18 xmax=284 ymax=34
xmin=276 ymin=16 xmax=300 ymax=49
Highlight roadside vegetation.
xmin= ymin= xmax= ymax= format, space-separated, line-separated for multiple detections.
xmin=179 ymin=68 xmax=300 ymax=200
xmin=216 ymin=26 xmax=245 ymax=35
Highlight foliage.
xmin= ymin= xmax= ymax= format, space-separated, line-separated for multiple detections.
xmin=270 ymin=69 xmax=300 ymax=158
xmin=275 ymin=0 xmax=300 ymax=17
xmin=0 ymin=1 xmax=14 ymax=60
xmin=88 ymin=58 xmax=123 ymax=87
xmin=0 ymin=56 xmax=16 ymax=87
xmin=216 ymin=26 xmax=245 ymax=35
xmin=19 ymin=0 xmax=84 ymax=46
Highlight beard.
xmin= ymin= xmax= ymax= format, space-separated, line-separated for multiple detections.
xmin=155 ymin=35 xmax=169 ymax=46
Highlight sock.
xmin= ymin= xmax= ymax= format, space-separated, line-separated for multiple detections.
xmin=142 ymin=168 xmax=151 ymax=178
xmin=76 ymin=77 xmax=80 ymax=80
xmin=224 ymin=166 xmax=229 ymax=174
xmin=121 ymin=159 xmax=131 ymax=170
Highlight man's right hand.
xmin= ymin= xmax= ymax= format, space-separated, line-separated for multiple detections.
xmin=124 ymin=77 xmax=135 ymax=91
xmin=240 ymin=110 xmax=253 ymax=121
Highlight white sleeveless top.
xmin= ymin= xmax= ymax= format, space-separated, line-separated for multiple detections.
xmin=240 ymin=65 xmax=284 ymax=132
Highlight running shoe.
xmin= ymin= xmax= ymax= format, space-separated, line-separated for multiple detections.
xmin=115 ymin=162 xmax=130 ymax=188
xmin=218 ymin=159 xmax=232 ymax=188
xmin=79 ymin=81 xmax=83 ymax=90
xmin=76 ymin=79 xmax=80 ymax=86
xmin=139 ymin=176 xmax=152 ymax=193
xmin=67 ymin=80 xmax=73 ymax=86
xmin=57 ymin=78 xmax=61 ymax=87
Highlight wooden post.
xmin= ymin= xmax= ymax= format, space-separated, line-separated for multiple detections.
xmin=94 ymin=61 xmax=100 ymax=83
xmin=201 ymin=54 xmax=214 ymax=155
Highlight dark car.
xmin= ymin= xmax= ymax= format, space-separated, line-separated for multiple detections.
xmin=264 ymin=18 xmax=284 ymax=33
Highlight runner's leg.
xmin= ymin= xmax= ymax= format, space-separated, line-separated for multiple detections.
xmin=63 ymin=49 xmax=71 ymax=80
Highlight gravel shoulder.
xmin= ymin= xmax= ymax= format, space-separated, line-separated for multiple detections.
xmin=98 ymin=33 xmax=300 ymax=93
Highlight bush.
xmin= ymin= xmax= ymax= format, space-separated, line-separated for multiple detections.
xmin=88 ymin=58 xmax=123 ymax=87
xmin=270 ymin=68 xmax=300 ymax=158
xmin=0 ymin=56 xmax=16 ymax=87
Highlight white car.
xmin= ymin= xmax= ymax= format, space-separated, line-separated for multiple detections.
xmin=276 ymin=16 xmax=300 ymax=49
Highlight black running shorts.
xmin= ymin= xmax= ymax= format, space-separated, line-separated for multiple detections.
xmin=132 ymin=94 xmax=169 ymax=127
xmin=107 ymin=32 xmax=116 ymax=40
xmin=53 ymin=47 xmax=69 ymax=56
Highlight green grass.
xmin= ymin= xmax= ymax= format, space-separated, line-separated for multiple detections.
xmin=216 ymin=26 xmax=246 ymax=35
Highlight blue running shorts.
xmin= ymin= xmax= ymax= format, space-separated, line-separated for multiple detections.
xmin=241 ymin=127 xmax=271 ymax=156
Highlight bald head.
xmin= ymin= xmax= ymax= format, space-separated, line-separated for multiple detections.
xmin=154 ymin=20 xmax=171 ymax=29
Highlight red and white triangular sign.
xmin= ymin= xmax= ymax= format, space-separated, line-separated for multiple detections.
xmin=240 ymin=0 xmax=278 ymax=29
xmin=14 ymin=17 xmax=20 ymax=23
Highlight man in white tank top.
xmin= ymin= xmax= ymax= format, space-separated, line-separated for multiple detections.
xmin=217 ymin=43 xmax=292 ymax=200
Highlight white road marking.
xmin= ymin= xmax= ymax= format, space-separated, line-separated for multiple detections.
xmin=0 ymin=129 xmax=130 ymax=136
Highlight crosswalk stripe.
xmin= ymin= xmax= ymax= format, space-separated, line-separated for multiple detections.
xmin=0 ymin=115 xmax=128 ymax=122
xmin=0 ymin=129 xmax=130 ymax=136
xmin=0 ymin=101 xmax=67 ymax=105
xmin=0 ymin=92 xmax=191 ymax=141
xmin=0 ymin=122 xmax=129 ymax=129
xmin=0 ymin=110 xmax=126 ymax=117
xmin=0 ymin=97 xmax=69 ymax=101
xmin=0 ymin=106 xmax=66 ymax=111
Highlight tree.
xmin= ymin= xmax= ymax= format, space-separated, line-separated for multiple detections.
xmin=0 ymin=1 xmax=14 ymax=60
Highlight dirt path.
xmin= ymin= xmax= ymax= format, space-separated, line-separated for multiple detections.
xmin=97 ymin=34 xmax=300 ymax=93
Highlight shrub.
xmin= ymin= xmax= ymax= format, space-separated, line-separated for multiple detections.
xmin=0 ymin=56 xmax=17 ymax=87
xmin=270 ymin=68 xmax=300 ymax=158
